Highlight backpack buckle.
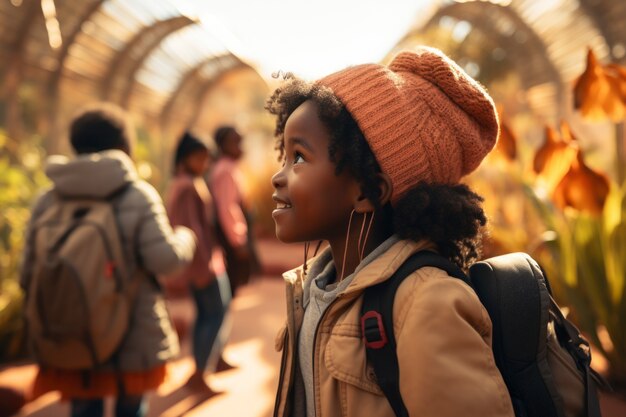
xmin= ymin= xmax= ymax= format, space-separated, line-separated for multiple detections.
xmin=361 ymin=310 xmax=388 ymax=349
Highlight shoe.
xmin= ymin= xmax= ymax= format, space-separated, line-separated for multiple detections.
xmin=184 ymin=372 xmax=219 ymax=396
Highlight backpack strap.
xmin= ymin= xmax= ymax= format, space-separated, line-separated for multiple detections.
xmin=106 ymin=183 xmax=161 ymax=292
xmin=360 ymin=250 xmax=468 ymax=417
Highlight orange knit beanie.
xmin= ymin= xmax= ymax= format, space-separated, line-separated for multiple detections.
xmin=316 ymin=46 xmax=499 ymax=203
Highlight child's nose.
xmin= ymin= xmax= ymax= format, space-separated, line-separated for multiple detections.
xmin=271 ymin=167 xmax=286 ymax=189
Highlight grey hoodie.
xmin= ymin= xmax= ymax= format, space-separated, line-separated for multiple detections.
xmin=20 ymin=150 xmax=196 ymax=371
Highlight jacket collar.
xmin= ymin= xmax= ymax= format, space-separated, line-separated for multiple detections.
xmin=282 ymin=239 xmax=437 ymax=296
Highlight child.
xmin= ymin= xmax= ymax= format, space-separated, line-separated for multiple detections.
xmin=166 ymin=132 xmax=233 ymax=393
xmin=20 ymin=103 xmax=196 ymax=417
xmin=266 ymin=47 xmax=515 ymax=417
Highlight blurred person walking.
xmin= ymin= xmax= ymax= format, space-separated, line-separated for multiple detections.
xmin=209 ymin=126 xmax=260 ymax=297
xmin=166 ymin=132 xmax=233 ymax=394
xmin=20 ymin=103 xmax=196 ymax=417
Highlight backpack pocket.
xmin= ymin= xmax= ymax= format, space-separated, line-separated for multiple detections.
xmin=546 ymin=323 xmax=585 ymax=417
xmin=35 ymin=259 xmax=90 ymax=341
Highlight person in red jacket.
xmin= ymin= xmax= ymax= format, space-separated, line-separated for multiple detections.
xmin=166 ymin=132 xmax=232 ymax=394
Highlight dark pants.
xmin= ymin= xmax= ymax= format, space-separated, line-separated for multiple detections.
xmin=223 ymin=250 xmax=252 ymax=297
xmin=190 ymin=273 xmax=232 ymax=373
xmin=216 ymin=209 xmax=260 ymax=297
xmin=71 ymin=394 xmax=144 ymax=417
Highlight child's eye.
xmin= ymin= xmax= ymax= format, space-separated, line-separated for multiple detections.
xmin=294 ymin=152 xmax=305 ymax=164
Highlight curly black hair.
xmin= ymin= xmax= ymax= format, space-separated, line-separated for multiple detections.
xmin=265 ymin=76 xmax=487 ymax=269
xmin=70 ymin=102 xmax=134 ymax=155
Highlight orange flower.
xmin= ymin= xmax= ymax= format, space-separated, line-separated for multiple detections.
xmin=573 ymin=48 xmax=626 ymax=122
xmin=604 ymin=63 xmax=626 ymax=120
xmin=485 ymin=106 xmax=516 ymax=166
xmin=552 ymin=148 xmax=610 ymax=215
xmin=559 ymin=120 xmax=577 ymax=143
xmin=533 ymin=125 xmax=577 ymax=191
xmin=495 ymin=117 xmax=517 ymax=161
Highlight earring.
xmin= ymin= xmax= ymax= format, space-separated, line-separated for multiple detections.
xmin=357 ymin=212 xmax=368 ymax=259
xmin=359 ymin=211 xmax=375 ymax=261
xmin=339 ymin=209 xmax=356 ymax=282
xmin=313 ymin=240 xmax=324 ymax=257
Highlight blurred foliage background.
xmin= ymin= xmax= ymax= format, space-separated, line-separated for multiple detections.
xmin=0 ymin=129 xmax=48 ymax=361
xmin=1 ymin=0 xmax=626 ymax=389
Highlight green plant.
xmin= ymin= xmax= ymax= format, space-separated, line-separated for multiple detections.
xmin=525 ymin=182 xmax=626 ymax=383
xmin=480 ymin=49 xmax=626 ymax=386
xmin=0 ymin=129 xmax=49 ymax=362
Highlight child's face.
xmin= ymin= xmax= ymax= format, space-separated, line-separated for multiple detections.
xmin=185 ymin=149 xmax=210 ymax=176
xmin=222 ymin=131 xmax=243 ymax=160
xmin=271 ymin=100 xmax=361 ymax=243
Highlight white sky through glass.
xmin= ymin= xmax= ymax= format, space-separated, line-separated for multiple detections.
xmin=169 ymin=0 xmax=432 ymax=79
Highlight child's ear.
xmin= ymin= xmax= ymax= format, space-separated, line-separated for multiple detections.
xmin=377 ymin=173 xmax=393 ymax=206
xmin=354 ymin=173 xmax=393 ymax=213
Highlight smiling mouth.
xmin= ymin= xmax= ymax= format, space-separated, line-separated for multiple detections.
xmin=276 ymin=203 xmax=292 ymax=209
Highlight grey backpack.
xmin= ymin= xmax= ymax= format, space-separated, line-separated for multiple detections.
xmin=24 ymin=186 xmax=139 ymax=370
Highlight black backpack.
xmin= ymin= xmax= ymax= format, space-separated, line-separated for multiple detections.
xmin=360 ymin=251 xmax=607 ymax=417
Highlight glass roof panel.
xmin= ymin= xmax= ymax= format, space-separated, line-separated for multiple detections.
xmin=135 ymin=24 xmax=230 ymax=95
xmin=514 ymin=0 xmax=609 ymax=81
xmin=63 ymin=0 xmax=180 ymax=80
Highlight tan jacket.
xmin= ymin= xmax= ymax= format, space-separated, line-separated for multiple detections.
xmin=274 ymin=239 xmax=515 ymax=417
xmin=20 ymin=150 xmax=196 ymax=371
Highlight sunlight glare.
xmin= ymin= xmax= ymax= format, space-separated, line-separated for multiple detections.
xmin=169 ymin=0 xmax=432 ymax=79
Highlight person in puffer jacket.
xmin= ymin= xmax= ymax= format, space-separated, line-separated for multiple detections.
xmin=265 ymin=47 xmax=516 ymax=417
xmin=20 ymin=102 xmax=196 ymax=417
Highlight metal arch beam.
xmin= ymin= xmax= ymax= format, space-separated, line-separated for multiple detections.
xmin=1 ymin=0 xmax=41 ymax=92
xmin=43 ymin=0 xmax=108 ymax=154
xmin=423 ymin=2 xmax=563 ymax=88
xmin=46 ymin=0 xmax=107 ymax=97
xmin=101 ymin=15 xmax=196 ymax=106
xmin=156 ymin=58 xmax=249 ymax=179
xmin=158 ymin=63 xmax=261 ymax=185
xmin=161 ymin=62 xmax=257 ymax=145
xmin=1 ymin=0 xmax=43 ymax=153
xmin=187 ymin=62 xmax=252 ymax=128
xmin=425 ymin=6 xmax=552 ymax=90
xmin=159 ymin=54 xmax=238 ymax=130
